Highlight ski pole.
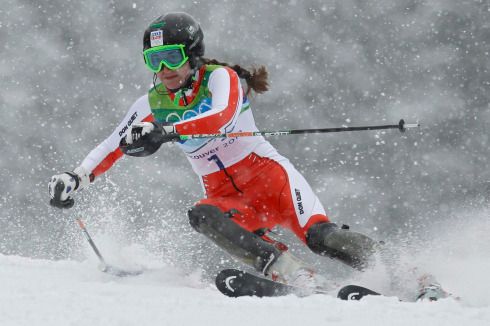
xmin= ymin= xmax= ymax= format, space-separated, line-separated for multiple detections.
xmin=179 ymin=119 xmax=419 ymax=140
xmin=75 ymin=218 xmax=143 ymax=277
xmin=75 ymin=218 xmax=107 ymax=268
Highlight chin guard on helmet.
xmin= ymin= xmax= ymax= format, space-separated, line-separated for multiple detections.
xmin=119 ymin=123 xmax=180 ymax=157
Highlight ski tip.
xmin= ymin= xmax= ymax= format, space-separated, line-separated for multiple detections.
xmin=337 ymin=285 xmax=381 ymax=301
xmin=215 ymin=269 xmax=246 ymax=297
xmin=215 ymin=269 xmax=300 ymax=298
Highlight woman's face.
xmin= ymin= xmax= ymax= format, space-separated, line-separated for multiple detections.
xmin=157 ymin=62 xmax=192 ymax=90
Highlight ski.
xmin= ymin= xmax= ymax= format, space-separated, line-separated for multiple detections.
xmin=215 ymin=268 xmax=331 ymax=298
xmin=216 ymin=268 xmax=385 ymax=300
xmin=216 ymin=269 xmax=299 ymax=297
xmin=337 ymin=285 xmax=381 ymax=300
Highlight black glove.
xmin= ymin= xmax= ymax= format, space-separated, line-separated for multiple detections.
xmin=119 ymin=122 xmax=180 ymax=157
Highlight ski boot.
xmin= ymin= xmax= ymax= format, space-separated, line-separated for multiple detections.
xmin=416 ymin=274 xmax=450 ymax=301
xmin=265 ymin=251 xmax=329 ymax=295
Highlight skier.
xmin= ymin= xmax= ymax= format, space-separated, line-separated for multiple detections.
xmin=48 ymin=12 xmax=447 ymax=300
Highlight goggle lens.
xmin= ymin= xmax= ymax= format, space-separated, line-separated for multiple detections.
xmin=143 ymin=44 xmax=189 ymax=72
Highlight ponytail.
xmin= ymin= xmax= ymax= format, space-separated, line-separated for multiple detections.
xmin=201 ymin=58 xmax=269 ymax=96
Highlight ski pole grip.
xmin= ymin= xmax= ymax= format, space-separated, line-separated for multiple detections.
xmin=76 ymin=218 xmax=85 ymax=229
xmin=398 ymin=119 xmax=420 ymax=132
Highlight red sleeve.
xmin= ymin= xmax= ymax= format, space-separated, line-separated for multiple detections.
xmin=92 ymin=114 xmax=154 ymax=177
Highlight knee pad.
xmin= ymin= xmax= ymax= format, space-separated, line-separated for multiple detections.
xmin=187 ymin=204 xmax=223 ymax=232
xmin=305 ymin=222 xmax=338 ymax=254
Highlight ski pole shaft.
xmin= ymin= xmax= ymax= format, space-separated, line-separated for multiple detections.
xmin=179 ymin=119 xmax=419 ymax=140
xmin=75 ymin=218 xmax=107 ymax=266
xmin=75 ymin=218 xmax=144 ymax=277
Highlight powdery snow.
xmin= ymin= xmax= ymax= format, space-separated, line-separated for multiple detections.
xmin=0 ymin=254 xmax=489 ymax=326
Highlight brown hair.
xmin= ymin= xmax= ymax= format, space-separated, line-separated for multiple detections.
xmin=201 ymin=58 xmax=269 ymax=96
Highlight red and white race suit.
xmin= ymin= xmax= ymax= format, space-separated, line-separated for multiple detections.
xmin=79 ymin=65 xmax=329 ymax=242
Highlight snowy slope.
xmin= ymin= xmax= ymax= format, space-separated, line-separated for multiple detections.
xmin=1 ymin=253 xmax=489 ymax=326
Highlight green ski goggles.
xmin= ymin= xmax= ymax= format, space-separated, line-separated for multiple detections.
xmin=143 ymin=44 xmax=189 ymax=73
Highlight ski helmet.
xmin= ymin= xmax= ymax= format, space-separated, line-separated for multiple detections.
xmin=143 ymin=12 xmax=204 ymax=69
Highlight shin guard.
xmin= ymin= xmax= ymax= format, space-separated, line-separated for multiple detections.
xmin=306 ymin=222 xmax=378 ymax=270
xmin=188 ymin=204 xmax=281 ymax=274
